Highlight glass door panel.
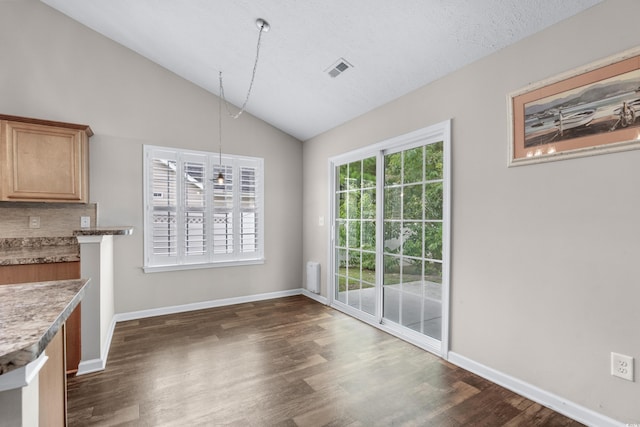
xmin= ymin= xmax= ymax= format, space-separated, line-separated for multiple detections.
xmin=383 ymin=143 xmax=444 ymax=341
xmin=334 ymin=157 xmax=376 ymax=316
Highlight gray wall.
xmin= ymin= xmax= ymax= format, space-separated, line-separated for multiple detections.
xmin=303 ymin=0 xmax=639 ymax=422
xmin=0 ymin=0 xmax=303 ymax=313
xmin=2 ymin=0 xmax=638 ymax=423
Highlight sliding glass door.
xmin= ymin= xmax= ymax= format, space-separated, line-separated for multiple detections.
xmin=382 ymin=142 xmax=444 ymax=340
xmin=330 ymin=121 xmax=450 ymax=354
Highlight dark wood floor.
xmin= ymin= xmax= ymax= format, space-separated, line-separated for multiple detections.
xmin=67 ymin=296 xmax=583 ymax=426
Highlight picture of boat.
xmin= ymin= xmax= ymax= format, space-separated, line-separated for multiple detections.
xmin=513 ymin=54 xmax=640 ymax=164
xmin=612 ymin=98 xmax=640 ymax=128
xmin=522 ymin=69 xmax=640 ymax=148
xmin=554 ymin=108 xmax=595 ymax=133
xmin=524 ymin=108 xmax=595 ymax=147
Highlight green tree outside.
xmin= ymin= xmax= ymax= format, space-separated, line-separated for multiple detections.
xmin=336 ymin=143 xmax=443 ymax=296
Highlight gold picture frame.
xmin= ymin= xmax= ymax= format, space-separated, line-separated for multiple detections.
xmin=508 ymin=47 xmax=640 ymax=166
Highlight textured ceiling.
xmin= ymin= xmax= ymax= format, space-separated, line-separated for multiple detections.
xmin=41 ymin=0 xmax=602 ymax=141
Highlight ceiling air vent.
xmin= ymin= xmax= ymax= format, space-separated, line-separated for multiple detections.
xmin=326 ymin=58 xmax=353 ymax=78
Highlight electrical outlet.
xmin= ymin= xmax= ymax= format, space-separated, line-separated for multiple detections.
xmin=611 ymin=352 xmax=634 ymax=381
xmin=28 ymin=216 xmax=41 ymax=229
xmin=80 ymin=216 xmax=91 ymax=228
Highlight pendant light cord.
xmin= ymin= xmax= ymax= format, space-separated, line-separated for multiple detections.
xmin=216 ymin=19 xmax=269 ymax=184
xmin=219 ymin=71 xmax=223 ymax=167
xmin=219 ymin=20 xmax=268 ymax=119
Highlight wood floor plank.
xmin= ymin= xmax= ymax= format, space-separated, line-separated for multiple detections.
xmin=67 ymin=296 xmax=584 ymax=426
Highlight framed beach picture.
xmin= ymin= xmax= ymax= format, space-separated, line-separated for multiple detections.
xmin=508 ymin=47 xmax=640 ymax=166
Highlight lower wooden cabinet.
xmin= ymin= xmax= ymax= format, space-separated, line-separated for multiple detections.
xmin=39 ymin=326 xmax=67 ymax=426
xmin=0 ymin=261 xmax=82 ymax=374
xmin=65 ymin=305 xmax=82 ymax=375
xmin=0 ymin=261 xmax=80 ymax=284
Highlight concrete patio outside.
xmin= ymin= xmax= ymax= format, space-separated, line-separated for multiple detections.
xmin=337 ymin=281 xmax=442 ymax=340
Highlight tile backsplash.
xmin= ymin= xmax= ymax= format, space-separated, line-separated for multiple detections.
xmin=0 ymin=202 xmax=97 ymax=238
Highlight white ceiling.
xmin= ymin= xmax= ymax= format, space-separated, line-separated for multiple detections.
xmin=41 ymin=0 xmax=602 ymax=141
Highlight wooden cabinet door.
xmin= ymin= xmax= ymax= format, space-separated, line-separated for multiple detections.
xmin=0 ymin=120 xmax=88 ymax=202
xmin=39 ymin=326 xmax=67 ymax=426
xmin=65 ymin=304 xmax=82 ymax=375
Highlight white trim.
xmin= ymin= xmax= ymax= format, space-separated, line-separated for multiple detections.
xmin=380 ymin=319 xmax=441 ymax=356
xmin=330 ymin=300 xmax=442 ymax=356
xmin=76 ymin=358 xmax=104 ymax=376
xmin=301 ymin=289 xmax=329 ymax=305
xmin=327 ymin=120 xmax=452 ymax=356
xmin=75 ymin=289 xmax=325 ymax=377
xmin=326 ymin=159 xmax=336 ymax=308
xmin=76 ymin=316 xmax=117 ymax=376
xmin=440 ymin=119 xmax=452 ymax=358
xmin=327 ymin=121 xmax=451 ymax=165
xmin=0 ymin=353 xmax=47 ymax=392
xmin=77 ymin=290 xmax=316 ymax=375
xmin=114 ymin=289 xmax=303 ymax=322
xmin=143 ymin=258 xmax=265 ymax=273
xmin=447 ymin=352 xmax=625 ymax=427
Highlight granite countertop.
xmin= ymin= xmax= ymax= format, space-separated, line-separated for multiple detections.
xmin=0 ymin=227 xmax=133 ymax=266
xmin=73 ymin=226 xmax=133 ymax=236
xmin=0 ymin=279 xmax=88 ymax=375
xmin=0 ymin=237 xmax=79 ymax=266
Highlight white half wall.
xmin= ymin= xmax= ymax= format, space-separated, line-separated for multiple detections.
xmin=77 ymin=235 xmax=116 ymax=375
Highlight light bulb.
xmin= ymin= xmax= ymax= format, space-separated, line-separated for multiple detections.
xmin=217 ymin=172 xmax=225 ymax=185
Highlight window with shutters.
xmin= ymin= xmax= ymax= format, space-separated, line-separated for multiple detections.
xmin=143 ymin=145 xmax=264 ymax=272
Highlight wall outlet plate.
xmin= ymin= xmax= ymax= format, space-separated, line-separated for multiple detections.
xmin=28 ymin=216 xmax=41 ymax=229
xmin=611 ymin=352 xmax=634 ymax=381
xmin=80 ymin=216 xmax=90 ymax=228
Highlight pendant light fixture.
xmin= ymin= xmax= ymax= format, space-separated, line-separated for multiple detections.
xmin=215 ymin=18 xmax=270 ymax=185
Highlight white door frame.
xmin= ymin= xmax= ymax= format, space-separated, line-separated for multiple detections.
xmin=327 ymin=119 xmax=451 ymax=359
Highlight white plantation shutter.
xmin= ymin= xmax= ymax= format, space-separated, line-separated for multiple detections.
xmin=144 ymin=145 xmax=264 ymax=271
xmin=237 ymin=159 xmax=262 ymax=259
xmin=182 ymin=155 xmax=208 ymax=263
xmin=150 ymin=151 xmax=178 ymax=266
xmin=240 ymin=165 xmax=259 ymax=254
xmin=213 ymin=163 xmax=234 ymax=256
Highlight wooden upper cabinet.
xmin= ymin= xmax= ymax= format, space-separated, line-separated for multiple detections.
xmin=0 ymin=114 xmax=93 ymax=203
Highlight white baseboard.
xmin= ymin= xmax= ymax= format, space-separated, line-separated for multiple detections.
xmin=114 ymin=288 xmax=303 ymax=322
xmin=76 ymin=316 xmax=117 ymax=376
xmin=301 ymin=289 xmax=328 ymax=305
xmin=76 ymin=357 xmax=105 ymax=376
xmin=447 ymin=352 xmax=624 ymax=427
xmin=77 ymin=289 xmax=325 ymax=376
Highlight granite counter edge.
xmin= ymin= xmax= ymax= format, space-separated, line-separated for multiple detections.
xmin=73 ymin=226 xmax=133 ymax=236
xmin=0 ymin=279 xmax=89 ymax=376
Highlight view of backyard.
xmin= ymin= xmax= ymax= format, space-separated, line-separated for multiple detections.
xmin=334 ymin=140 xmax=445 ymax=341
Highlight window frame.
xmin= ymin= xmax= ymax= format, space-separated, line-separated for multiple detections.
xmin=143 ymin=145 xmax=264 ymax=273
